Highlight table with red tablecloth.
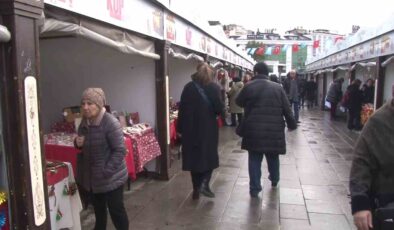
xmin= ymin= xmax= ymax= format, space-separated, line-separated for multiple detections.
xmin=124 ymin=127 xmax=162 ymax=173
xmin=46 ymin=162 xmax=82 ymax=230
xmin=45 ymin=136 xmax=136 ymax=181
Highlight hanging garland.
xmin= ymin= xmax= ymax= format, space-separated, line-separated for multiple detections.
xmin=0 ymin=191 xmax=7 ymax=229
xmin=0 ymin=211 xmax=5 ymax=228
xmin=0 ymin=192 xmax=6 ymax=206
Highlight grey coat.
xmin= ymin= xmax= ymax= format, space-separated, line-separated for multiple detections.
xmin=326 ymin=80 xmax=343 ymax=104
xmin=349 ymin=100 xmax=394 ymax=213
xmin=236 ymin=74 xmax=297 ymax=154
xmin=77 ymin=112 xmax=128 ymax=193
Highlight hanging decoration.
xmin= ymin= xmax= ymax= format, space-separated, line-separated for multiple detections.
xmin=313 ymin=40 xmax=320 ymax=48
xmin=0 ymin=211 xmax=6 ymax=228
xmin=56 ymin=208 xmax=63 ymax=221
xmin=334 ymin=36 xmax=344 ymax=43
xmin=292 ymin=44 xmax=300 ymax=52
xmin=248 ymin=48 xmax=257 ymax=55
xmin=255 ymin=47 xmax=265 ymax=56
xmin=273 ymin=45 xmax=281 ymax=55
xmin=265 ymin=46 xmax=273 ymax=55
xmin=0 ymin=193 xmax=6 ymax=205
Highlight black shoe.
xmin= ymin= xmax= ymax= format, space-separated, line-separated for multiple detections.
xmin=200 ymin=186 xmax=215 ymax=198
xmin=297 ymin=121 xmax=301 ymax=123
xmin=192 ymin=190 xmax=200 ymax=200
xmin=271 ymin=182 xmax=278 ymax=187
xmin=250 ymin=191 xmax=259 ymax=198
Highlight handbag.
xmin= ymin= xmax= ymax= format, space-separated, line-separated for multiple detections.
xmin=374 ymin=202 xmax=394 ymax=230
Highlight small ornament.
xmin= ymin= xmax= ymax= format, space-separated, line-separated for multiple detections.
xmin=56 ymin=209 xmax=63 ymax=221
xmin=0 ymin=211 xmax=6 ymax=228
xmin=0 ymin=192 xmax=6 ymax=205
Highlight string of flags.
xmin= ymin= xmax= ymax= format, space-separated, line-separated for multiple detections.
xmin=246 ymin=43 xmax=310 ymax=56
xmin=246 ymin=40 xmax=322 ymax=56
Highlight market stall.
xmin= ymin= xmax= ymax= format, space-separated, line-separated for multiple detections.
xmin=383 ymin=56 xmax=394 ymax=103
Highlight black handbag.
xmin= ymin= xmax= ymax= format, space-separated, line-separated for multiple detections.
xmin=374 ymin=202 xmax=394 ymax=230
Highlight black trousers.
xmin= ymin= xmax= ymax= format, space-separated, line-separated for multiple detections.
xmin=347 ymin=108 xmax=361 ymax=130
xmin=231 ymin=113 xmax=243 ymax=126
xmin=191 ymin=170 xmax=213 ymax=190
xmin=92 ymin=185 xmax=129 ymax=230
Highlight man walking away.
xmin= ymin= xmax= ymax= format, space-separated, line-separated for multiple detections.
xmin=236 ymin=62 xmax=297 ymax=198
xmin=283 ymin=70 xmax=301 ymax=123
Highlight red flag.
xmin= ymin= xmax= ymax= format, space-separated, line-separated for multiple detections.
xmin=255 ymin=47 xmax=265 ymax=56
xmin=334 ymin=36 xmax=344 ymax=43
xmin=292 ymin=44 xmax=299 ymax=52
xmin=313 ymin=40 xmax=320 ymax=48
xmin=273 ymin=45 xmax=281 ymax=55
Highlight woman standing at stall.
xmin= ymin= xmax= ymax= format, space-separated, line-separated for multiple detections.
xmin=178 ymin=62 xmax=224 ymax=200
xmin=75 ymin=88 xmax=129 ymax=230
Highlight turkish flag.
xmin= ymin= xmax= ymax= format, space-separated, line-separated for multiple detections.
xmin=273 ymin=45 xmax=281 ymax=55
xmin=313 ymin=40 xmax=320 ymax=48
xmin=292 ymin=44 xmax=299 ymax=52
xmin=255 ymin=47 xmax=265 ymax=56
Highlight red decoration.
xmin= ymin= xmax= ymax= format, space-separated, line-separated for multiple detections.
xmin=107 ymin=0 xmax=124 ymax=20
xmin=292 ymin=44 xmax=299 ymax=52
xmin=273 ymin=45 xmax=281 ymax=55
xmin=255 ymin=47 xmax=265 ymax=56
xmin=313 ymin=40 xmax=320 ymax=48
xmin=334 ymin=36 xmax=344 ymax=43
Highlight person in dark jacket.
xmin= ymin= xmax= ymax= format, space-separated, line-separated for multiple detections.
xmin=75 ymin=88 xmax=129 ymax=230
xmin=349 ymin=96 xmax=394 ymax=230
xmin=305 ymin=76 xmax=318 ymax=108
xmin=326 ymin=77 xmax=344 ymax=120
xmin=283 ymin=70 xmax=301 ymax=122
xmin=361 ymin=78 xmax=375 ymax=104
xmin=236 ymin=62 xmax=297 ymax=197
xmin=346 ymin=79 xmax=364 ymax=131
xmin=178 ymin=62 xmax=224 ymax=200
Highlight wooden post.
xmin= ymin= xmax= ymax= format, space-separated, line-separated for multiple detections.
xmin=155 ymin=40 xmax=172 ymax=180
xmin=0 ymin=0 xmax=50 ymax=229
xmin=375 ymin=56 xmax=386 ymax=109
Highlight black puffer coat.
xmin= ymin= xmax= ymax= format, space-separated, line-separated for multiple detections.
xmin=178 ymin=80 xmax=224 ymax=172
xmin=77 ymin=112 xmax=128 ymax=193
xmin=236 ymin=74 xmax=297 ymax=154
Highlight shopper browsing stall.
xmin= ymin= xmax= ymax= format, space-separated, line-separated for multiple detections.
xmin=75 ymin=88 xmax=129 ymax=230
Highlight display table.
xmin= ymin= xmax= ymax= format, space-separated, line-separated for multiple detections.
xmin=46 ymin=162 xmax=82 ymax=230
xmin=123 ymin=126 xmax=161 ymax=173
xmin=45 ymin=134 xmax=137 ymax=181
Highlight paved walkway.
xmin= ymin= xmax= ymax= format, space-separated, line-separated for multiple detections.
xmin=81 ymin=107 xmax=360 ymax=230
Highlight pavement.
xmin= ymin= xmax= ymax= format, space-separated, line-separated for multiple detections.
xmin=81 ymin=107 xmax=361 ymax=230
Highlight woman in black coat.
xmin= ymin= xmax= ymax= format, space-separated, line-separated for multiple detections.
xmin=178 ymin=62 xmax=224 ymax=200
xmin=346 ymin=79 xmax=364 ymax=131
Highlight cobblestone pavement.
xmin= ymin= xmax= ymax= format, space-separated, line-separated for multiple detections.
xmin=81 ymin=107 xmax=361 ymax=230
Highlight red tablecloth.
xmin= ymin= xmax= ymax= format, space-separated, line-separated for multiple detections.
xmin=170 ymin=119 xmax=177 ymax=146
xmin=46 ymin=164 xmax=69 ymax=186
xmin=125 ymin=128 xmax=161 ymax=173
xmin=45 ymin=137 xmax=136 ymax=181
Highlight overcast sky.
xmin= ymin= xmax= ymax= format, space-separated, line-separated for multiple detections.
xmin=174 ymin=0 xmax=394 ymax=35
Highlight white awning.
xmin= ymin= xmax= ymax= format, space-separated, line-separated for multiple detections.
xmin=41 ymin=7 xmax=160 ymax=60
xmin=382 ymin=56 xmax=394 ymax=67
xmin=168 ymin=48 xmax=204 ymax=62
xmin=350 ymin=62 xmax=376 ymax=71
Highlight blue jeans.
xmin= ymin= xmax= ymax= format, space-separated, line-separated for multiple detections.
xmin=290 ymin=99 xmax=300 ymax=122
xmin=248 ymin=152 xmax=280 ymax=193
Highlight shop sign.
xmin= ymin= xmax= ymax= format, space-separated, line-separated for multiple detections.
xmin=45 ymin=0 xmax=164 ymax=39
xmin=24 ymin=76 xmax=46 ymax=226
xmin=307 ymin=31 xmax=394 ymax=71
